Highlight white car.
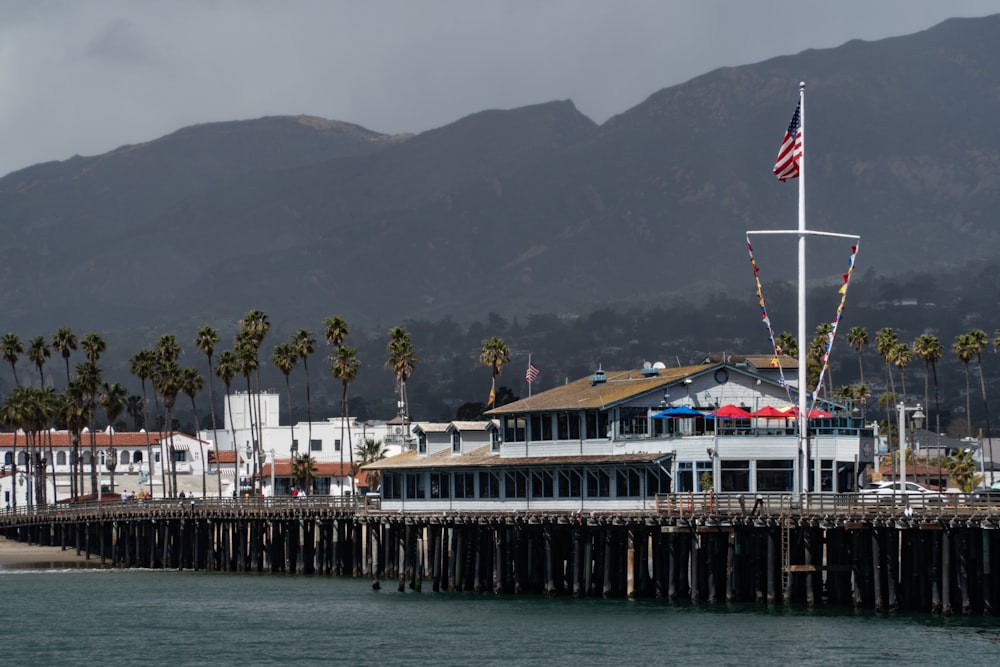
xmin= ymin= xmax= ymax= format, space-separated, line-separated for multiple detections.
xmin=859 ymin=480 xmax=943 ymax=504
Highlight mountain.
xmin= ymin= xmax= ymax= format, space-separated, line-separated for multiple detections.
xmin=2 ymin=14 xmax=1000 ymax=341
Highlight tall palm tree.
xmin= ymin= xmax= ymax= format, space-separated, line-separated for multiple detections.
xmin=50 ymin=327 xmax=77 ymax=387
xmin=0 ymin=387 xmax=27 ymax=508
xmin=875 ymin=327 xmax=899 ymax=395
xmin=892 ymin=342 xmax=912 ymax=403
xmin=194 ymin=325 xmax=222 ymax=497
xmin=239 ymin=310 xmax=270 ymax=488
xmin=99 ymin=381 xmax=127 ymax=495
xmin=272 ymin=341 xmax=300 ymax=485
xmin=853 ymin=384 xmax=871 ymax=421
xmin=80 ymin=332 xmax=106 ymax=364
xmin=61 ymin=383 xmax=89 ymax=501
xmin=847 ymin=326 xmax=868 ymax=386
xmin=324 ymin=316 xmax=349 ymax=349
xmin=73 ymin=360 xmax=103 ymax=495
xmin=2 ymin=332 xmax=24 ymax=388
xmin=214 ymin=349 xmax=241 ymax=496
xmin=129 ymin=349 xmax=158 ymax=497
xmin=953 ymin=333 xmax=977 ymax=438
xmin=479 ymin=336 xmax=510 ymax=408
xmin=292 ymin=329 xmax=317 ymax=455
xmin=968 ymin=328 xmax=992 ymax=481
xmin=913 ymin=334 xmax=943 ymax=438
xmin=330 ymin=344 xmax=360 ymax=495
xmin=27 ymin=336 xmax=50 ymax=388
xmin=385 ymin=326 xmax=416 ymax=440
xmin=235 ymin=331 xmax=262 ymax=491
xmin=181 ymin=367 xmax=207 ymax=498
xmin=154 ymin=360 xmax=183 ymax=497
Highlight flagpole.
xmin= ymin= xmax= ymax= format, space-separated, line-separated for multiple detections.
xmin=797 ymin=81 xmax=808 ymax=497
xmin=527 ymin=354 xmax=533 ymax=397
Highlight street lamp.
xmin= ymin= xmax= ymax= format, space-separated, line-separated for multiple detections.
xmin=244 ymin=442 xmax=253 ymax=497
xmin=106 ymin=447 xmax=117 ymax=496
xmin=897 ymin=402 xmax=925 ymax=498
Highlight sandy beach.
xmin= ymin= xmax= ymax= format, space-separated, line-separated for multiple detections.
xmin=0 ymin=537 xmax=102 ymax=570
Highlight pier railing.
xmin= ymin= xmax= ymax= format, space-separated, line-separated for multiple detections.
xmin=654 ymin=491 xmax=990 ymax=516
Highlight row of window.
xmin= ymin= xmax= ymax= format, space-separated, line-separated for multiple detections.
xmin=416 ymin=431 xmax=501 ymax=454
xmin=501 ymin=412 xmax=611 ymax=444
xmin=3 ymin=450 xmax=172 ymax=466
xmin=382 ymin=467 xmax=670 ymax=500
xmin=291 ymin=438 xmax=336 ymax=452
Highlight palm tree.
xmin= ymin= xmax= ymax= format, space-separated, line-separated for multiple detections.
xmin=953 ymin=333 xmax=976 ymax=438
xmin=913 ymin=334 xmax=943 ymax=438
xmin=0 ymin=387 xmax=27 ymax=508
xmin=875 ymin=327 xmax=899 ymax=395
xmin=892 ymin=342 xmax=912 ymax=403
xmin=214 ymin=349 xmax=241 ymax=497
xmin=291 ymin=452 xmax=318 ymax=495
xmin=61 ymin=383 xmax=89 ymax=501
xmin=330 ymin=344 xmax=360 ymax=495
xmin=194 ymin=325 xmax=222 ymax=497
xmin=50 ymin=327 xmax=77 ymax=387
xmin=235 ymin=331 xmax=262 ymax=491
xmin=154 ymin=360 xmax=183 ymax=497
xmin=386 ymin=326 xmax=417 ymax=440
xmin=292 ymin=329 xmax=317 ymax=456
xmin=847 ymin=326 xmax=868 ymax=385
xmin=27 ymin=336 xmax=50 ymax=388
xmin=154 ymin=335 xmax=183 ymax=495
xmin=80 ymin=332 xmax=106 ymax=364
xmin=129 ymin=349 xmax=158 ymax=497
xmin=181 ymin=367 xmax=207 ymax=498
xmin=238 ymin=310 xmax=270 ymax=489
xmin=99 ymin=381 xmax=127 ymax=494
xmin=355 ymin=437 xmax=388 ymax=491
xmin=324 ymin=316 xmax=349 ymax=349
xmin=2 ymin=333 xmax=24 ymax=388
xmin=73 ymin=360 xmax=103 ymax=495
xmin=479 ymin=336 xmax=510 ymax=408
xmin=853 ymin=384 xmax=871 ymax=421
xmin=272 ymin=341 xmax=300 ymax=483
xmin=774 ymin=331 xmax=797 ymax=358
xmin=968 ymin=328 xmax=993 ymax=481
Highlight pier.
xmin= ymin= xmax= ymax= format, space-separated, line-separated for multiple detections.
xmin=2 ymin=494 xmax=998 ymax=614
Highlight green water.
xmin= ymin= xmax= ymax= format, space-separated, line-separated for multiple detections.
xmin=2 ymin=569 xmax=999 ymax=666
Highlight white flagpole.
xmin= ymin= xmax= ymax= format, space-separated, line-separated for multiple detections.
xmin=797 ymin=81 xmax=808 ymax=496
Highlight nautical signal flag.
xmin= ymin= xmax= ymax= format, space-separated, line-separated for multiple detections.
xmin=487 ymin=378 xmax=496 ymax=407
xmin=526 ymin=362 xmax=540 ymax=384
xmin=773 ymin=101 xmax=802 ymax=182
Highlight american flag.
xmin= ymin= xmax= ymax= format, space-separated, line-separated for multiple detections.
xmin=773 ymin=101 xmax=802 ymax=182
xmin=525 ymin=362 xmax=540 ymax=384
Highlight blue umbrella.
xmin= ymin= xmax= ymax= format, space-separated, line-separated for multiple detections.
xmin=651 ymin=405 xmax=705 ymax=419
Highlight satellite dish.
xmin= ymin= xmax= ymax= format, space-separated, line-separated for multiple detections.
xmin=653 ymin=361 xmax=666 ymax=370
xmin=642 ymin=361 xmax=652 ymax=369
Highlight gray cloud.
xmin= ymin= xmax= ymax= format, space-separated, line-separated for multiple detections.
xmin=0 ymin=0 xmax=996 ymax=176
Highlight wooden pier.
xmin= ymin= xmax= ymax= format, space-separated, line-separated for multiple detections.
xmin=2 ymin=493 xmax=998 ymax=614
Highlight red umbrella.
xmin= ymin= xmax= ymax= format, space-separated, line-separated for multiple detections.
xmin=781 ymin=406 xmax=833 ymax=418
xmin=751 ymin=405 xmax=787 ymax=418
xmin=710 ymin=404 xmax=752 ymax=419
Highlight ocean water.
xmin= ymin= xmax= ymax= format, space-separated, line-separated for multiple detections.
xmin=2 ymin=569 xmax=999 ymax=666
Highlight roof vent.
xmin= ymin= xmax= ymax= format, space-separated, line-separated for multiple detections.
xmin=590 ymin=368 xmax=607 ymax=385
xmin=641 ymin=361 xmax=659 ymax=377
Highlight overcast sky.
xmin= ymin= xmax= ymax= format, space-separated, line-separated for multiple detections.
xmin=0 ymin=1 xmax=996 ymax=177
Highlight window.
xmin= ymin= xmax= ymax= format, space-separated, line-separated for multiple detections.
xmin=405 ymin=473 xmax=424 ymax=499
xmin=505 ymin=470 xmax=528 ymax=498
xmin=646 ymin=468 xmax=670 ymax=495
xmin=57 ymin=452 xmax=67 ymax=466
xmin=720 ymin=460 xmax=750 ymax=492
xmin=383 ymin=473 xmax=401 ymax=499
xmin=478 ymin=471 xmax=501 ymax=498
xmin=334 ymin=439 xmax=342 ymax=452
xmin=454 ymin=472 xmax=475 ymax=498
xmin=503 ymin=416 xmax=525 ymax=443
xmin=310 ymin=439 xmax=322 ymax=452
xmin=172 ymin=449 xmax=186 ymax=463
xmin=133 ymin=451 xmax=143 ymax=463
xmin=417 ymin=432 xmax=427 ymax=454
xmin=430 ymin=472 xmax=450 ymax=499
xmin=490 ymin=429 xmax=500 ymax=452
xmin=756 ymin=460 xmax=793 ymax=492
xmin=291 ymin=438 xmax=299 ymax=453
xmin=314 ymin=477 xmax=331 ymax=494
xmin=616 ymin=469 xmax=642 ymax=497
xmin=120 ymin=451 xmax=129 ymax=466
xmin=558 ymin=469 xmax=582 ymax=497
xmin=617 ymin=407 xmax=648 ymax=438
xmin=807 ymin=459 xmax=834 ymax=492
xmin=3 ymin=452 xmax=11 ymax=465
xmin=585 ymin=411 xmax=609 ymax=440
xmin=531 ymin=471 xmax=554 ymax=498
xmin=586 ymin=469 xmax=610 ymax=497
xmin=529 ymin=414 xmax=553 ymax=441
xmin=557 ymin=413 xmax=570 ymax=440
xmin=451 ymin=431 xmax=461 ymax=454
